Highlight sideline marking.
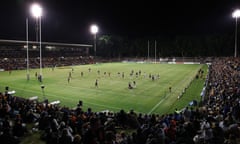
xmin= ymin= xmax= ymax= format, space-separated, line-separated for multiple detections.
xmin=148 ymin=93 xmax=170 ymax=115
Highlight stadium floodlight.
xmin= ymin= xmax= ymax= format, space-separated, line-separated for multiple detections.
xmin=90 ymin=24 xmax=98 ymax=57
xmin=31 ymin=4 xmax=42 ymax=18
xmin=232 ymin=9 xmax=240 ymax=57
xmin=31 ymin=3 xmax=43 ymax=81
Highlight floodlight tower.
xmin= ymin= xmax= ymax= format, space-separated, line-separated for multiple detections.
xmin=26 ymin=18 xmax=29 ymax=80
xmin=90 ymin=24 xmax=98 ymax=57
xmin=232 ymin=9 xmax=240 ymax=57
xmin=31 ymin=3 xmax=43 ymax=81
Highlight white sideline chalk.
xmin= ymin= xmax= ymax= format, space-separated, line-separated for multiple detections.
xmin=50 ymin=100 xmax=60 ymax=105
xmin=7 ymin=90 xmax=16 ymax=95
xmin=29 ymin=96 xmax=38 ymax=101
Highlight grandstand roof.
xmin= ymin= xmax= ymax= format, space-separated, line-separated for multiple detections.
xmin=0 ymin=39 xmax=92 ymax=48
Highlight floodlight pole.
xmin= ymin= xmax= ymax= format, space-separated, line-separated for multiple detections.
xmin=232 ymin=9 xmax=240 ymax=57
xmin=90 ymin=25 xmax=98 ymax=57
xmin=31 ymin=3 xmax=43 ymax=81
xmin=26 ymin=18 xmax=30 ymax=80
xmin=234 ymin=17 xmax=238 ymax=57
xmin=39 ymin=17 xmax=42 ymax=77
xmin=94 ymin=33 xmax=97 ymax=57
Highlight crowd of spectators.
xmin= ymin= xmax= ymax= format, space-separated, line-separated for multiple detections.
xmin=0 ymin=57 xmax=239 ymax=144
xmin=0 ymin=45 xmax=96 ymax=70
xmin=0 ymin=56 xmax=94 ymax=71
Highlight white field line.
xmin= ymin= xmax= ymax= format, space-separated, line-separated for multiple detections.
xmin=148 ymin=65 xmax=202 ymax=114
xmin=15 ymin=86 xmax=124 ymax=110
xmin=147 ymin=93 xmax=170 ymax=115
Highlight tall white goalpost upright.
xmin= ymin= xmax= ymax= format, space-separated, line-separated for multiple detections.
xmin=147 ymin=40 xmax=150 ymax=62
xmin=155 ymin=40 xmax=157 ymax=63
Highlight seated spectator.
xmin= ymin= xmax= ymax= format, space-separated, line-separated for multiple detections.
xmin=59 ymin=128 xmax=72 ymax=144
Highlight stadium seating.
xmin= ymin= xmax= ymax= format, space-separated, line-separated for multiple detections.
xmin=0 ymin=57 xmax=240 ymax=144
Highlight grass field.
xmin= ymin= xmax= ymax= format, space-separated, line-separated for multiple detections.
xmin=0 ymin=62 xmax=207 ymax=114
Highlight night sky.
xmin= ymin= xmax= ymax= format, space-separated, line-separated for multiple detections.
xmin=0 ymin=0 xmax=239 ymax=43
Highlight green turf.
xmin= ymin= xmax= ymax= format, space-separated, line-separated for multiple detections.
xmin=0 ymin=62 xmax=207 ymax=114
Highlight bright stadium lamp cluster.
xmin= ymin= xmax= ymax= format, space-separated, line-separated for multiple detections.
xmin=31 ymin=3 xmax=42 ymax=18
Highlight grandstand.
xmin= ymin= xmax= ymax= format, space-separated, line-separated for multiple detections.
xmin=0 ymin=39 xmax=93 ymax=70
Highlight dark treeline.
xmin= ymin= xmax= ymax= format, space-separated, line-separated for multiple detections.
xmin=94 ymin=33 xmax=236 ymax=58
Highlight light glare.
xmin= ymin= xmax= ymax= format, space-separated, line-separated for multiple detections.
xmin=90 ymin=25 xmax=98 ymax=34
xmin=232 ymin=9 xmax=240 ymax=18
xmin=31 ymin=3 xmax=42 ymax=18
